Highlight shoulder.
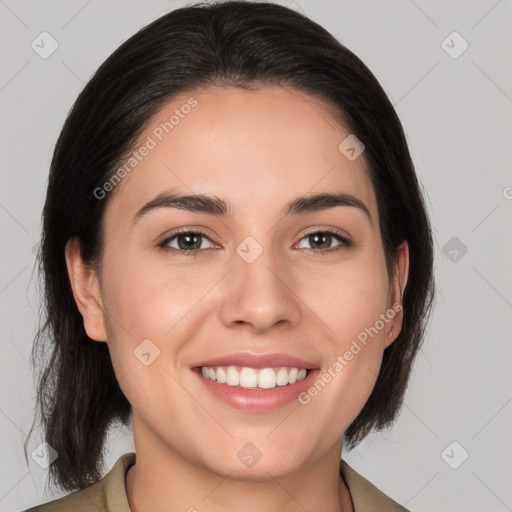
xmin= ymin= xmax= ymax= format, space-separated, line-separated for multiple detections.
xmin=23 ymin=452 xmax=136 ymax=512
xmin=340 ymin=459 xmax=410 ymax=512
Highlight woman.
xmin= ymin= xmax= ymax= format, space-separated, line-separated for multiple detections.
xmin=24 ymin=1 xmax=435 ymax=510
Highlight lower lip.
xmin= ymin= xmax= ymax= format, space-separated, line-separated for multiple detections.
xmin=194 ymin=368 xmax=320 ymax=411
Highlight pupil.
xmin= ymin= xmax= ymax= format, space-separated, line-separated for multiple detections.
xmin=179 ymin=233 xmax=200 ymax=250
xmin=311 ymin=233 xmax=330 ymax=249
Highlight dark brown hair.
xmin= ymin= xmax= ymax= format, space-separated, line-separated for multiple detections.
xmin=25 ymin=0 xmax=435 ymax=493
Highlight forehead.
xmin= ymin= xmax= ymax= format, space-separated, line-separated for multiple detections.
xmin=104 ymin=85 xmax=378 ymax=225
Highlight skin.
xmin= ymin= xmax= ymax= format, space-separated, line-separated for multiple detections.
xmin=65 ymin=85 xmax=409 ymax=512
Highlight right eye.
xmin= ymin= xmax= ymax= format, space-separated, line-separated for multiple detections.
xmin=158 ymin=229 xmax=216 ymax=253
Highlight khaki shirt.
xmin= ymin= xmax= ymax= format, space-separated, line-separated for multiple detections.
xmin=24 ymin=452 xmax=409 ymax=511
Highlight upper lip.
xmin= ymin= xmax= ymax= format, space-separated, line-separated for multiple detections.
xmin=192 ymin=352 xmax=319 ymax=370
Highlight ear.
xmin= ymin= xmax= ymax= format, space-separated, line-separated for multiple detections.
xmin=385 ymin=240 xmax=409 ymax=348
xmin=65 ymin=237 xmax=108 ymax=342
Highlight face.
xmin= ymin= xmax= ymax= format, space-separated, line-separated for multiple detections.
xmin=67 ymin=85 xmax=408 ymax=480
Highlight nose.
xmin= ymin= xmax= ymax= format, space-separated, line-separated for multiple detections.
xmin=219 ymin=242 xmax=302 ymax=334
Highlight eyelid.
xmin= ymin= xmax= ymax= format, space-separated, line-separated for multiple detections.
xmin=159 ymin=226 xmax=218 ymax=244
xmin=296 ymin=225 xmax=352 ymax=244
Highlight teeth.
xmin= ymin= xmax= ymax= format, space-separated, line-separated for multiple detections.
xmin=258 ymin=368 xmax=277 ymax=389
xmin=226 ymin=366 xmax=240 ymax=386
xmin=240 ymin=367 xmax=258 ymax=388
xmin=276 ymin=368 xmax=289 ymax=386
xmin=200 ymin=366 xmax=308 ymax=389
xmin=216 ymin=367 xmax=227 ymax=384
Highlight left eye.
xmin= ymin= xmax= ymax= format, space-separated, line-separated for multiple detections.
xmin=296 ymin=231 xmax=350 ymax=251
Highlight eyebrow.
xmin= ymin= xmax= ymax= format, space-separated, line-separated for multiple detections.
xmin=132 ymin=191 xmax=373 ymax=226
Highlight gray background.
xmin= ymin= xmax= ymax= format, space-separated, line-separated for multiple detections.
xmin=1 ymin=0 xmax=511 ymax=510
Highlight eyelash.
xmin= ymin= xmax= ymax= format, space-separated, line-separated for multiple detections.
xmin=157 ymin=228 xmax=352 ymax=257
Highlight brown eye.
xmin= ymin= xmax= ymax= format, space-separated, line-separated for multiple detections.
xmin=296 ymin=231 xmax=351 ymax=252
xmin=160 ymin=230 xmax=215 ymax=252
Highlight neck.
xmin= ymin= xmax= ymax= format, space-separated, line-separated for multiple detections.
xmin=125 ymin=418 xmax=354 ymax=512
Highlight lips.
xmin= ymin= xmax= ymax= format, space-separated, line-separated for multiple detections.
xmin=191 ymin=352 xmax=319 ymax=370
xmin=194 ymin=364 xmax=321 ymax=411
xmin=191 ymin=352 xmax=321 ymax=411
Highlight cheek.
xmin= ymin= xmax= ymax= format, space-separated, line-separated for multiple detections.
xmin=300 ymin=256 xmax=390 ymax=408
xmin=100 ymin=254 xmax=216 ymax=393
xmin=104 ymin=251 xmax=204 ymax=338
xmin=100 ymin=263 xmax=184 ymax=420
xmin=304 ymin=255 xmax=390 ymax=341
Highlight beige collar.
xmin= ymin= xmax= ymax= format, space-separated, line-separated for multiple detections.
xmin=340 ymin=459 xmax=410 ymax=511
xmin=100 ymin=452 xmax=409 ymax=512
